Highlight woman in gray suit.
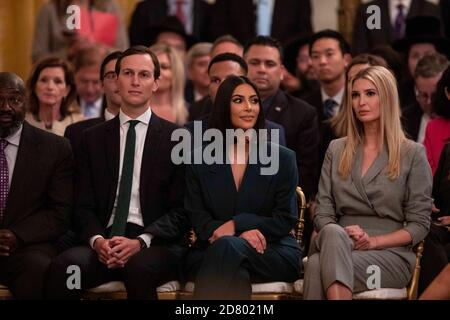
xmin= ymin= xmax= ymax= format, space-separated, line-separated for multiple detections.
xmin=303 ymin=66 xmax=433 ymax=299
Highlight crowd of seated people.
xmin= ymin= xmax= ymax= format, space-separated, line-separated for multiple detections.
xmin=1 ymin=0 xmax=450 ymax=300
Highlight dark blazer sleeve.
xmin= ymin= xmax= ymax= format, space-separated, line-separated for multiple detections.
xmin=9 ymin=138 xmax=73 ymax=243
xmin=144 ymin=162 xmax=190 ymax=240
xmin=233 ymin=148 xmax=298 ymax=239
xmin=74 ymin=131 xmax=106 ymax=242
xmin=185 ymin=163 xmax=225 ymax=242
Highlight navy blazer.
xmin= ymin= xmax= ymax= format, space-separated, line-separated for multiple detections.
xmin=185 ymin=141 xmax=299 ymax=256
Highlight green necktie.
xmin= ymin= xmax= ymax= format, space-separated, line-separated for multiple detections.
xmin=110 ymin=120 xmax=140 ymax=237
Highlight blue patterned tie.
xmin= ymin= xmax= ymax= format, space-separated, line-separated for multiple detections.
xmin=110 ymin=120 xmax=139 ymax=237
xmin=0 ymin=139 xmax=9 ymax=225
xmin=324 ymin=99 xmax=337 ymax=118
xmin=394 ymin=4 xmax=405 ymax=39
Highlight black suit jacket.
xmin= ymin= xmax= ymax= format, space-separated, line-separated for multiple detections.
xmin=210 ymin=0 xmax=312 ymax=45
xmin=4 ymin=122 xmax=73 ymax=244
xmin=64 ymin=116 xmax=104 ymax=164
xmin=401 ymin=101 xmax=423 ymax=141
xmin=264 ymin=90 xmax=319 ymax=200
xmin=75 ymin=114 xmax=188 ymax=244
xmin=352 ymin=0 xmax=442 ymax=54
xmin=129 ymin=0 xmax=213 ymax=46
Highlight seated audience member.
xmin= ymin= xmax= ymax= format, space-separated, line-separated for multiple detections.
xmin=46 ymin=46 xmax=188 ymax=300
xmin=185 ymin=42 xmax=213 ymax=104
xmin=303 ymin=66 xmax=432 ymax=300
xmin=128 ymin=0 xmax=213 ymax=46
xmin=186 ymin=53 xmax=286 ymax=146
xmin=420 ymin=264 xmax=450 ymax=300
xmin=393 ymin=15 xmax=450 ymax=110
xmin=402 ymin=53 xmax=449 ymax=143
xmin=0 ymin=72 xmax=73 ymax=299
xmin=74 ymin=46 xmax=107 ymax=119
xmin=25 ymin=57 xmax=84 ymax=136
xmin=184 ymin=76 xmax=301 ymax=300
xmin=150 ymin=44 xmax=188 ymax=126
xmin=210 ymin=35 xmax=243 ymax=58
xmin=32 ymin=0 xmax=128 ymax=62
xmin=64 ymin=50 xmax=122 ymax=163
xmin=424 ymin=66 xmax=450 ymax=174
xmin=282 ymin=34 xmax=318 ymax=99
xmin=419 ymin=142 xmax=450 ymax=293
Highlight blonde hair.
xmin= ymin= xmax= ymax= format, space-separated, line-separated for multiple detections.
xmin=149 ymin=43 xmax=188 ymax=125
xmin=338 ymin=66 xmax=407 ymax=180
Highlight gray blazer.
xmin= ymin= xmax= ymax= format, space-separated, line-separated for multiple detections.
xmin=315 ymin=138 xmax=432 ymax=251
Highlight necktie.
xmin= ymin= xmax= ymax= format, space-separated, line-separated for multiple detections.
xmin=324 ymin=99 xmax=337 ymax=118
xmin=176 ymin=0 xmax=186 ymax=25
xmin=0 ymin=139 xmax=9 ymax=226
xmin=85 ymin=102 xmax=96 ymax=118
xmin=394 ymin=3 xmax=405 ymax=39
xmin=110 ymin=120 xmax=139 ymax=237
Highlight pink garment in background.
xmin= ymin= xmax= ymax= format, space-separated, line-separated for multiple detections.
xmin=423 ymin=117 xmax=450 ymax=175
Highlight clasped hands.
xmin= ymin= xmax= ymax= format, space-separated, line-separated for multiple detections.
xmin=93 ymin=236 xmax=141 ymax=269
xmin=344 ymin=225 xmax=377 ymax=250
xmin=0 ymin=229 xmax=18 ymax=257
xmin=209 ymin=220 xmax=267 ymax=254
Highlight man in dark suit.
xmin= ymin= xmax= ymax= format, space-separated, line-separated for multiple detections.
xmin=244 ymin=36 xmax=319 ymax=201
xmin=129 ymin=0 xmax=213 ymax=46
xmin=187 ymin=53 xmax=287 ymax=146
xmin=64 ymin=51 xmax=122 ymax=163
xmin=352 ymin=0 xmax=442 ymax=55
xmin=47 ymin=46 xmax=189 ymax=299
xmin=0 ymin=72 xmax=73 ymax=299
xmin=210 ymin=0 xmax=312 ymax=46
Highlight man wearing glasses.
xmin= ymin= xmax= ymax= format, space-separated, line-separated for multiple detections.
xmin=402 ymin=53 xmax=449 ymax=143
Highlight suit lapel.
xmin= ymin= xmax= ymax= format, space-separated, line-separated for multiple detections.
xmin=362 ymin=145 xmax=389 ymax=185
xmin=350 ymin=144 xmax=373 ymax=208
xmin=265 ymin=90 xmax=286 ymax=123
xmin=4 ymin=123 xmax=40 ymax=225
xmin=139 ymin=114 xmax=163 ymax=211
xmin=105 ymin=117 xmax=120 ymax=212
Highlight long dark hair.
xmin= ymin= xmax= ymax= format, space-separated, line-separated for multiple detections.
xmin=433 ymin=66 xmax=450 ymax=119
xmin=208 ymin=75 xmax=265 ymax=134
xmin=27 ymin=56 xmax=78 ymax=118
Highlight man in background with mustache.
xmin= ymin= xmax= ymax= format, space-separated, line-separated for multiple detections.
xmin=0 ymin=72 xmax=73 ymax=299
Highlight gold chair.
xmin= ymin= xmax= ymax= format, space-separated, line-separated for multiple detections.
xmin=181 ymin=186 xmax=307 ymax=300
xmin=0 ymin=284 xmax=13 ymax=300
xmin=293 ymin=241 xmax=425 ymax=300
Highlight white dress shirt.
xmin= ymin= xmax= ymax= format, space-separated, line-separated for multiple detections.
xmin=104 ymin=108 xmax=116 ymax=121
xmin=3 ymin=124 xmax=22 ymax=187
xmin=80 ymin=96 xmax=103 ymax=119
xmin=90 ymin=107 xmax=154 ymax=249
xmin=417 ymin=112 xmax=430 ymax=144
xmin=321 ymin=87 xmax=345 ymax=118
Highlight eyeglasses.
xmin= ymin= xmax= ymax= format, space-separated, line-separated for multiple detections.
xmin=103 ymin=71 xmax=117 ymax=81
xmin=0 ymin=95 xmax=24 ymax=108
xmin=414 ymin=87 xmax=436 ymax=103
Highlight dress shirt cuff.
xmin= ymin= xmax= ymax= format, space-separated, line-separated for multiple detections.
xmin=138 ymin=233 xmax=153 ymax=248
xmin=89 ymin=235 xmax=104 ymax=249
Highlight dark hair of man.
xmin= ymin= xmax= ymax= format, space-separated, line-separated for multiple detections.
xmin=243 ymin=36 xmax=284 ymax=61
xmin=100 ymin=51 xmax=122 ymax=81
xmin=433 ymin=66 xmax=450 ymax=119
xmin=209 ymin=75 xmax=265 ymax=135
xmin=207 ymin=53 xmax=248 ymax=74
xmin=115 ymin=46 xmax=161 ymax=80
xmin=414 ymin=52 xmax=449 ymax=79
xmin=27 ymin=56 xmax=77 ymax=117
xmin=309 ymin=29 xmax=351 ymax=56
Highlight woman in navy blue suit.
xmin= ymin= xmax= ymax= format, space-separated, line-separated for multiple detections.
xmin=184 ymin=75 xmax=301 ymax=299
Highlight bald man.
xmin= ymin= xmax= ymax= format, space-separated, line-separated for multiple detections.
xmin=0 ymin=72 xmax=73 ymax=299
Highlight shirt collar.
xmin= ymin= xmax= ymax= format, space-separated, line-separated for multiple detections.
xmin=104 ymin=108 xmax=116 ymax=121
xmin=119 ymin=107 xmax=152 ymax=126
xmin=4 ymin=123 xmax=23 ymax=147
xmin=321 ymin=87 xmax=345 ymax=105
xmin=389 ymin=0 xmax=412 ymax=16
